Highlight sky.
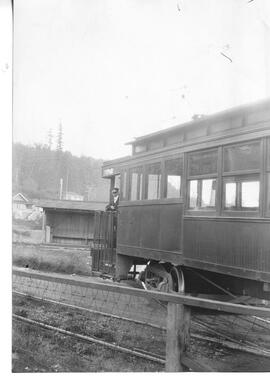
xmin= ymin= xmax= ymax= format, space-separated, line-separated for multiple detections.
xmin=12 ymin=0 xmax=270 ymax=160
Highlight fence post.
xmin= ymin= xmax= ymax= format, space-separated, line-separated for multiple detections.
xmin=45 ymin=226 xmax=51 ymax=243
xmin=166 ymin=301 xmax=190 ymax=372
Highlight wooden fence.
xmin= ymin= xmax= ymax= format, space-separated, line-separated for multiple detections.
xmin=12 ymin=268 xmax=270 ymax=372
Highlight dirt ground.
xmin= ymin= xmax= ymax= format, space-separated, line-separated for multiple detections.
xmin=12 ymin=293 xmax=270 ymax=372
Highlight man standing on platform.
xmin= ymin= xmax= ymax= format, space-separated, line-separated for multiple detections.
xmin=106 ymin=187 xmax=119 ymax=211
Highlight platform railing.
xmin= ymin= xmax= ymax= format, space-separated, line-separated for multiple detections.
xmin=92 ymin=211 xmax=117 ymax=275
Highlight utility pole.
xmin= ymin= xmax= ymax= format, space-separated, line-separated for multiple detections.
xmin=59 ymin=178 xmax=63 ymax=200
xmin=65 ymin=169 xmax=69 ymax=200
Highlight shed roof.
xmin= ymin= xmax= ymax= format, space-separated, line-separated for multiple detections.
xmin=37 ymin=199 xmax=107 ymax=212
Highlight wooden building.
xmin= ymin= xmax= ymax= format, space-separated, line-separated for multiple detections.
xmin=38 ymin=200 xmax=107 ymax=246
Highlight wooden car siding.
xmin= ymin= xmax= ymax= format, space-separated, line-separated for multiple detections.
xmin=117 ymin=202 xmax=183 ymax=252
xmin=183 ymin=217 xmax=270 ymax=276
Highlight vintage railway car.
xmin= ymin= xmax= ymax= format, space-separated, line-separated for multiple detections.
xmin=101 ymin=99 xmax=270 ymax=299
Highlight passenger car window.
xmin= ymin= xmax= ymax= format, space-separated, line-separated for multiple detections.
xmin=222 ymin=140 xmax=261 ymax=213
xmin=223 ymin=176 xmax=260 ymax=210
xmin=145 ymin=163 xmax=161 ymax=200
xmin=188 ymin=179 xmax=216 ymax=209
xmin=129 ymin=167 xmax=143 ymax=201
xmin=165 ymin=158 xmax=183 ymax=198
xmin=223 ymin=141 xmax=260 ymax=172
xmin=134 ymin=144 xmax=147 ymax=154
xmin=241 ymin=181 xmax=259 ymax=208
xmin=188 ymin=180 xmax=198 ymax=208
xmin=225 ymin=182 xmax=236 ymax=208
xmin=201 ymin=179 xmax=216 ymax=208
xmin=188 ymin=149 xmax=218 ymax=176
xmin=114 ymin=174 xmax=121 ymax=189
xmin=187 ymin=149 xmax=217 ymax=210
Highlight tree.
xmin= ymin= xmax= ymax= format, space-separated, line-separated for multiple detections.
xmin=12 ymin=142 xmax=109 ymax=201
xmin=56 ymin=121 xmax=63 ymax=152
xmin=47 ymin=129 xmax=53 ymax=149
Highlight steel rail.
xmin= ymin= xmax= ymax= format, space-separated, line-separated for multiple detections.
xmin=13 ymin=312 xmax=213 ymax=371
xmin=13 ymin=313 xmax=165 ymax=365
xmin=13 ymin=291 xmax=270 ymax=359
xmin=13 ymin=290 xmax=164 ymax=330
xmin=192 ymin=319 xmax=270 ymax=358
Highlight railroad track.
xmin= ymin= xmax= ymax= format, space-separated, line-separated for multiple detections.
xmin=12 ymin=309 xmax=214 ymax=372
xmin=192 ymin=316 xmax=270 ymax=358
xmin=13 ymin=313 xmax=166 ymax=365
xmin=12 ymin=295 xmax=270 ymax=372
xmin=13 ymin=290 xmax=270 ymax=361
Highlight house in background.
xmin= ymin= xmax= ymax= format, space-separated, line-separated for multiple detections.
xmin=12 ymin=193 xmax=34 ymax=220
xmin=37 ymin=199 xmax=107 ymax=246
xmin=13 ymin=193 xmax=32 ymax=211
xmin=13 ymin=193 xmax=43 ymax=222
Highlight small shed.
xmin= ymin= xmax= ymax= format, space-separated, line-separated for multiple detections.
xmin=37 ymin=200 xmax=107 ymax=246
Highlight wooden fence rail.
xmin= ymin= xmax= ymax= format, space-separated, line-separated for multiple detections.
xmin=13 ymin=268 xmax=270 ymax=317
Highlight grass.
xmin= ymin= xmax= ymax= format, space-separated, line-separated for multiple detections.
xmin=12 ymin=243 xmax=92 ymax=276
xmin=12 ymin=294 xmax=164 ymax=372
xmin=13 ymin=219 xmax=42 ymax=230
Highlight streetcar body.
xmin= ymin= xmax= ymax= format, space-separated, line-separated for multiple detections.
xmin=102 ymin=99 xmax=270 ymax=298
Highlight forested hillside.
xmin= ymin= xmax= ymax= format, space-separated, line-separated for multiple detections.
xmin=12 ymin=143 xmax=110 ymax=201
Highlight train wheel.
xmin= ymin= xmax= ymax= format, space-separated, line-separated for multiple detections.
xmin=170 ymin=266 xmax=185 ymax=293
xmin=142 ymin=262 xmax=184 ymax=293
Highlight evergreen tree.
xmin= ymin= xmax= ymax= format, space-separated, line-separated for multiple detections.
xmin=56 ymin=121 xmax=63 ymax=152
xmin=12 ymin=142 xmax=109 ymax=201
xmin=47 ymin=129 xmax=53 ymax=149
